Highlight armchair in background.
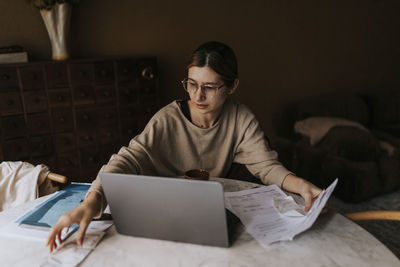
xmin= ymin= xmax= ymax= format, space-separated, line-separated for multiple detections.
xmin=271 ymin=92 xmax=400 ymax=203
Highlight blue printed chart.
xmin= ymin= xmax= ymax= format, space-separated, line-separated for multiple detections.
xmin=16 ymin=183 xmax=90 ymax=229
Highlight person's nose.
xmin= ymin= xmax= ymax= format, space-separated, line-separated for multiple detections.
xmin=194 ymin=86 xmax=206 ymax=101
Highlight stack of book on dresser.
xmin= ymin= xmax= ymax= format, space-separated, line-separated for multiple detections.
xmin=0 ymin=45 xmax=28 ymax=64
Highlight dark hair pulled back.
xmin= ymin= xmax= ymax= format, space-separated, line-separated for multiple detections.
xmin=186 ymin=41 xmax=238 ymax=89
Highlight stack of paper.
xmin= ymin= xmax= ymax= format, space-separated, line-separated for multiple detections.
xmin=224 ymin=179 xmax=338 ymax=247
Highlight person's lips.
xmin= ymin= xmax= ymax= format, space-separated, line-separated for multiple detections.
xmin=196 ymin=103 xmax=208 ymax=109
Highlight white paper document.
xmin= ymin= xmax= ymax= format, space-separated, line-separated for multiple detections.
xmin=40 ymin=220 xmax=113 ymax=267
xmin=224 ymin=179 xmax=338 ymax=248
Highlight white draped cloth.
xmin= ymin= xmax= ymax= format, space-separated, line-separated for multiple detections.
xmin=0 ymin=161 xmax=50 ymax=212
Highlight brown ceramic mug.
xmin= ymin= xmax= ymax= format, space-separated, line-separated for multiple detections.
xmin=184 ymin=169 xmax=210 ymax=181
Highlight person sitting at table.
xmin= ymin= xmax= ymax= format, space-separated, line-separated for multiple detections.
xmin=47 ymin=41 xmax=322 ymax=252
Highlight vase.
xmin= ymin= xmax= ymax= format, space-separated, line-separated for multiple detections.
xmin=40 ymin=3 xmax=71 ymax=61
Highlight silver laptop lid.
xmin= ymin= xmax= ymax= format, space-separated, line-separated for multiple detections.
xmin=100 ymin=173 xmax=229 ymax=247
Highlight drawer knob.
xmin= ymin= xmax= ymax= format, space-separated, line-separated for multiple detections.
xmin=57 ymin=95 xmax=64 ymax=101
xmin=6 ymin=99 xmax=14 ymax=105
xmin=1 ymin=74 xmax=10 ymax=80
xmin=59 ymin=117 xmax=65 ymax=122
xmin=141 ymin=67 xmax=155 ymax=80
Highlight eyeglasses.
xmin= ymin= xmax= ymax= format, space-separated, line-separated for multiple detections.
xmin=181 ymin=79 xmax=225 ymax=98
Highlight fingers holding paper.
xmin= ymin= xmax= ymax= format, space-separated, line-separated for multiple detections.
xmin=46 ymin=191 xmax=102 ymax=253
xmin=281 ymin=174 xmax=323 ymax=212
xmin=46 ymin=205 xmax=89 ymax=253
xmin=301 ymin=184 xmax=322 ymax=212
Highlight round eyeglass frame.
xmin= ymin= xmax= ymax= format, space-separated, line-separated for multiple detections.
xmin=181 ymin=79 xmax=225 ymax=98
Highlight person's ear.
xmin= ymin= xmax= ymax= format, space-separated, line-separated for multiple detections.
xmin=227 ymin=79 xmax=239 ymax=95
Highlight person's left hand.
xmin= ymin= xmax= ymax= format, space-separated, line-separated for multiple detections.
xmin=297 ymin=179 xmax=323 ymax=212
xmin=282 ymin=174 xmax=323 ymax=212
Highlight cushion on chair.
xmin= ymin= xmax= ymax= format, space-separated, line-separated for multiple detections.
xmin=294 ymin=116 xmax=369 ymax=146
xmin=294 ymin=117 xmax=380 ymax=162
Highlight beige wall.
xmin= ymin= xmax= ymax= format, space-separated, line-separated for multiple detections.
xmin=1 ymin=0 xmax=399 ymax=135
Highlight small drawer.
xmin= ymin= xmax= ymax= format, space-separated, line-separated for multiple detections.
xmin=77 ymin=129 xmax=98 ymax=147
xmin=94 ymin=61 xmax=115 ymax=85
xmin=29 ymin=156 xmax=56 ymax=169
xmin=56 ymin=152 xmax=79 ymax=171
xmin=69 ymin=63 xmax=93 ymax=85
xmin=27 ymin=112 xmax=51 ymax=136
xmin=79 ymin=148 xmax=102 ymax=169
xmin=54 ymin=132 xmax=76 ymax=153
xmin=97 ymin=107 xmax=118 ymax=127
xmin=2 ymin=115 xmax=26 ymax=139
xmin=139 ymin=85 xmax=156 ymax=98
xmin=51 ymin=108 xmax=74 ymax=133
xmin=24 ymin=90 xmax=48 ymax=113
xmin=46 ymin=63 xmax=68 ymax=88
xmin=76 ymin=108 xmax=96 ymax=129
xmin=80 ymin=168 xmax=99 ymax=183
xmin=120 ymin=119 xmax=138 ymax=145
xmin=118 ymin=83 xmax=138 ymax=105
xmin=137 ymin=104 xmax=158 ymax=119
xmin=48 ymin=90 xmax=72 ymax=107
xmin=20 ymin=66 xmax=45 ymax=90
xmin=95 ymin=85 xmax=116 ymax=104
xmin=73 ymin=85 xmax=95 ymax=105
xmin=30 ymin=135 xmax=53 ymax=157
xmin=0 ymin=92 xmax=23 ymax=115
xmin=3 ymin=138 xmax=30 ymax=160
xmin=98 ymin=127 xmax=119 ymax=145
xmin=116 ymin=59 xmax=136 ymax=82
xmin=119 ymin=105 xmax=138 ymax=120
xmin=0 ymin=67 xmax=19 ymax=91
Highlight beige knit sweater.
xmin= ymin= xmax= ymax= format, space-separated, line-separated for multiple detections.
xmin=89 ymin=99 xmax=291 ymax=212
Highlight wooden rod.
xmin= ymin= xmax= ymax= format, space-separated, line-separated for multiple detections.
xmin=47 ymin=172 xmax=68 ymax=184
xmin=344 ymin=211 xmax=400 ymax=221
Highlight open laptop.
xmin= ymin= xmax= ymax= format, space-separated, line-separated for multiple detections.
xmin=100 ymin=173 xmax=239 ymax=247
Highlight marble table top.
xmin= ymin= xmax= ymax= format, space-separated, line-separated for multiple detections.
xmin=0 ymin=178 xmax=398 ymax=266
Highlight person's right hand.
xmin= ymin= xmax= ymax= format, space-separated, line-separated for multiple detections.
xmin=46 ymin=191 xmax=101 ymax=253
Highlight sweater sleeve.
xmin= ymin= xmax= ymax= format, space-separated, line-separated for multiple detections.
xmin=87 ymin=116 xmax=160 ymax=218
xmin=233 ymin=107 xmax=292 ymax=187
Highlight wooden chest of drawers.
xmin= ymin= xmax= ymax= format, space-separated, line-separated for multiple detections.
xmin=0 ymin=57 xmax=159 ymax=182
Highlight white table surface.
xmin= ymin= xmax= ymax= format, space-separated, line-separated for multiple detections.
xmin=0 ymin=178 xmax=398 ymax=267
